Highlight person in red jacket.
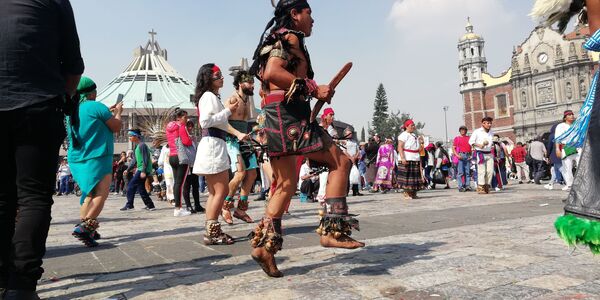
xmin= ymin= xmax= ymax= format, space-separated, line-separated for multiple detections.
xmin=510 ymin=142 xmax=529 ymax=184
xmin=166 ymin=109 xmax=194 ymax=217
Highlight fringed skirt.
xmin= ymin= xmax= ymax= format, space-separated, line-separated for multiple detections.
xmin=398 ymin=161 xmax=424 ymax=191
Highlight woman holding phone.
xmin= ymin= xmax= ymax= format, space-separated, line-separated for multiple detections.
xmin=192 ymin=64 xmax=247 ymax=245
xmin=68 ymin=76 xmax=123 ymax=247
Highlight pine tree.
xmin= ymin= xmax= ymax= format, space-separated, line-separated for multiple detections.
xmin=371 ymin=83 xmax=390 ymax=136
xmin=388 ymin=110 xmax=426 ymax=139
xmin=360 ymin=127 xmax=366 ymax=142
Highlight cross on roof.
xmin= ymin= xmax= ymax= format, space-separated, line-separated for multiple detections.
xmin=149 ymin=29 xmax=157 ymax=44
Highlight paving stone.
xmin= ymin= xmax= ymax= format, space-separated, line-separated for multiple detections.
xmin=36 ymin=184 xmax=600 ymax=299
xmin=517 ymin=275 xmax=586 ymax=292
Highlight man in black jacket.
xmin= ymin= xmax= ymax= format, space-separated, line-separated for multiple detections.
xmin=0 ymin=1 xmax=84 ymax=298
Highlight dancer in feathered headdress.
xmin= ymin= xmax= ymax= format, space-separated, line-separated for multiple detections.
xmin=531 ymin=0 xmax=600 ymax=253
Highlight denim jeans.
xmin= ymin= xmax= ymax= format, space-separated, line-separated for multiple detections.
xmin=199 ymin=176 xmax=207 ymax=193
xmin=552 ymin=161 xmax=564 ymax=184
xmin=59 ymin=175 xmax=70 ymax=194
xmin=456 ymin=153 xmax=471 ymax=189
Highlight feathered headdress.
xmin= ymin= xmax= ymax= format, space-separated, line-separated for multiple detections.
xmin=136 ymin=105 xmax=178 ymax=146
xmin=530 ymin=0 xmax=587 ymax=33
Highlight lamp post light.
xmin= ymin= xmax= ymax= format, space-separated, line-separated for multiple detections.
xmin=443 ymin=106 xmax=449 ymax=145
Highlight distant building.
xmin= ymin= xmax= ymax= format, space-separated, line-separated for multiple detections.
xmin=458 ymin=19 xmax=599 ymax=142
xmin=97 ymin=30 xmax=196 ymax=150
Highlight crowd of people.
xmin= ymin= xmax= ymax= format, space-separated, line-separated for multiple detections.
xmin=354 ymin=111 xmax=579 ymax=198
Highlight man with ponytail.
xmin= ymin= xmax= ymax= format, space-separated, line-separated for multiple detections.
xmin=248 ymin=0 xmax=364 ymax=278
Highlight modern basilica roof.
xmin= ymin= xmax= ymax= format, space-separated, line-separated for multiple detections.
xmin=97 ymin=30 xmax=195 ymax=110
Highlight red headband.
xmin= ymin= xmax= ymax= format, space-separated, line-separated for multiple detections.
xmin=212 ymin=65 xmax=221 ymax=74
xmin=404 ymin=119 xmax=414 ymax=128
xmin=323 ymin=108 xmax=335 ymax=116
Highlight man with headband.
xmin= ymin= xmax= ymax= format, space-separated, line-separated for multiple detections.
xmin=120 ymin=129 xmax=156 ymax=211
xmin=221 ymin=70 xmax=259 ymax=224
xmin=248 ymin=0 xmax=364 ymax=278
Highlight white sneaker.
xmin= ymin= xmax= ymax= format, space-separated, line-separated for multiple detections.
xmin=544 ymin=184 xmax=554 ymax=190
xmin=495 ymin=187 xmax=501 ymax=192
xmin=562 ymin=186 xmax=571 ymax=191
xmin=174 ymin=208 xmax=192 ymax=217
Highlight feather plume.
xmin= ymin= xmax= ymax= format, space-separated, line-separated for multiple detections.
xmin=136 ymin=105 xmax=178 ymax=146
xmin=530 ymin=0 xmax=587 ymax=33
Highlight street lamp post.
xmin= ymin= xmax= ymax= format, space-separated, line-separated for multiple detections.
xmin=443 ymin=106 xmax=449 ymax=145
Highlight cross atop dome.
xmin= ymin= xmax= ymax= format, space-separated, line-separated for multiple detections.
xmin=149 ymin=29 xmax=157 ymax=44
xmin=466 ymin=17 xmax=473 ymax=33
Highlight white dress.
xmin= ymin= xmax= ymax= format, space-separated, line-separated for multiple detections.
xmin=193 ymin=92 xmax=232 ymax=175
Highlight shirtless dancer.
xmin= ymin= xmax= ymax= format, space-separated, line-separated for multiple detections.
xmin=249 ymin=0 xmax=364 ymax=277
xmin=222 ymin=71 xmax=258 ymax=224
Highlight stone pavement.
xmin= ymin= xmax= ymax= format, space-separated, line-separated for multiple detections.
xmin=37 ymin=183 xmax=600 ymax=300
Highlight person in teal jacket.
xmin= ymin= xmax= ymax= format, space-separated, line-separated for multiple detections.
xmin=121 ymin=129 xmax=156 ymax=211
xmin=68 ymin=76 xmax=123 ymax=247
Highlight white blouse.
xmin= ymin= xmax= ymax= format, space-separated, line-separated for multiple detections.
xmin=198 ymin=92 xmax=231 ymax=131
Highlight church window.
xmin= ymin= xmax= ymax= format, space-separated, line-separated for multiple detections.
xmin=496 ymin=94 xmax=508 ymax=117
xmin=471 ymin=48 xmax=475 ymax=56
xmin=146 ymin=93 xmax=153 ymax=102
xmin=190 ymin=95 xmax=194 ymax=103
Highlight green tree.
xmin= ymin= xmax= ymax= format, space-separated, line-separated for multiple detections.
xmin=360 ymin=127 xmax=366 ymax=142
xmin=387 ymin=110 xmax=426 ymax=140
xmin=371 ymin=83 xmax=390 ymax=137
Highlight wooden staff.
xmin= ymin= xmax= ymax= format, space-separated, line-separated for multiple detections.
xmin=309 ymin=62 xmax=353 ymax=123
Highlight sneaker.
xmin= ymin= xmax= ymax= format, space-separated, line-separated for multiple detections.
xmin=518 ymin=181 xmax=523 ymax=184
xmin=494 ymin=187 xmax=501 ymax=192
xmin=544 ymin=184 xmax=554 ymax=190
xmin=120 ymin=206 xmax=134 ymax=211
xmin=459 ymin=188 xmax=465 ymax=192
xmin=174 ymin=208 xmax=192 ymax=217
xmin=144 ymin=206 xmax=156 ymax=211
xmin=562 ymin=186 xmax=571 ymax=191
xmin=195 ymin=206 xmax=206 ymax=213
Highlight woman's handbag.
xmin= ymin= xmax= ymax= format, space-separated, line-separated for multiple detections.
xmin=176 ymin=137 xmax=196 ymax=165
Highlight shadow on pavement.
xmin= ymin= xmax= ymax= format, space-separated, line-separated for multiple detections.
xmin=38 ymin=242 xmax=442 ymax=299
xmin=285 ymin=242 xmax=443 ymax=276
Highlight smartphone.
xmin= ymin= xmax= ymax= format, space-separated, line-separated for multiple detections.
xmin=115 ymin=94 xmax=124 ymax=105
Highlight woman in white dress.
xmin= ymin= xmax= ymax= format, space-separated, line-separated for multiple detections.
xmin=192 ymin=63 xmax=247 ymax=245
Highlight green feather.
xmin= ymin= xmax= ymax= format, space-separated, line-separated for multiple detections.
xmin=555 ymin=215 xmax=600 ymax=254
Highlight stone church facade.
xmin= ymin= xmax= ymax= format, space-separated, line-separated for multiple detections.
xmin=458 ymin=19 xmax=598 ymax=142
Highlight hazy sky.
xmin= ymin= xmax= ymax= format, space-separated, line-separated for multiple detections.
xmin=72 ymin=0 xmax=541 ymax=140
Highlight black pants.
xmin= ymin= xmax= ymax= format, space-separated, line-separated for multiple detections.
xmin=114 ymin=174 xmax=124 ymax=194
xmin=125 ymin=171 xmax=155 ymax=209
xmin=532 ymin=159 xmax=545 ymax=184
xmin=183 ymin=173 xmax=199 ymax=209
xmin=169 ymin=156 xmax=189 ymax=209
xmin=0 ymin=98 xmax=65 ymax=291
xmin=300 ymin=180 xmax=319 ymax=199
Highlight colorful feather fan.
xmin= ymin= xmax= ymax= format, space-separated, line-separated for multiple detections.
xmin=136 ymin=105 xmax=178 ymax=146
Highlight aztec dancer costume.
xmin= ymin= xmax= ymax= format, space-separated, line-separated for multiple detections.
xmin=249 ymin=0 xmax=364 ymax=277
